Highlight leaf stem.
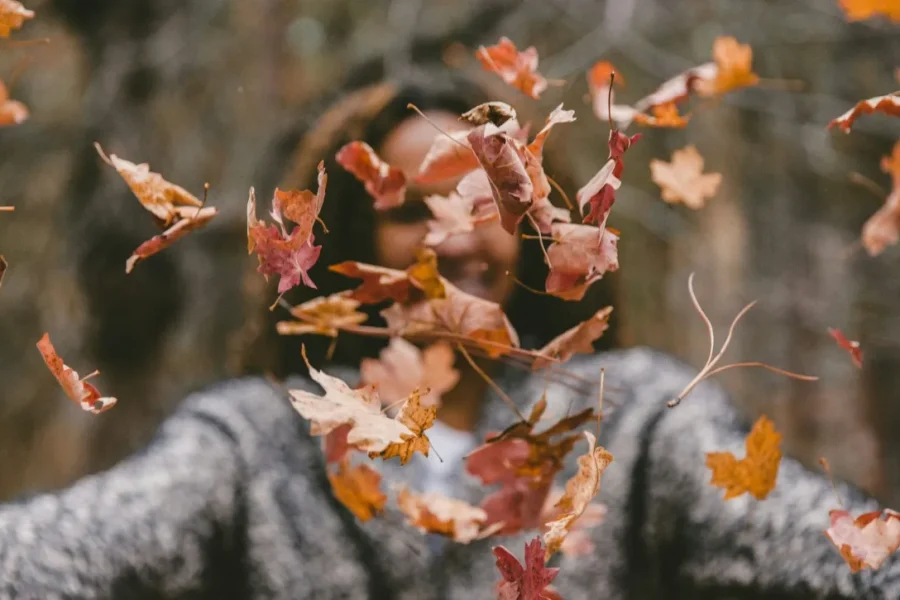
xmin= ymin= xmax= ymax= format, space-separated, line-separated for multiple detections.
xmin=456 ymin=343 xmax=527 ymax=422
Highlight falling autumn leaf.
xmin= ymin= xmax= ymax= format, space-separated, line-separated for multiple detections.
xmin=360 ymin=338 xmax=459 ymax=407
xmin=0 ymin=79 xmax=28 ymax=127
xmin=633 ymin=102 xmax=691 ymax=128
xmin=376 ymin=390 xmax=437 ymax=464
xmin=327 ymin=459 xmax=387 ymax=522
xmin=545 ymin=224 xmax=619 ymax=301
xmin=694 ymin=36 xmax=760 ymax=97
xmin=415 ymin=130 xmax=478 ymax=185
xmin=825 ymin=509 xmax=900 ymax=572
xmin=706 ymin=414 xmax=782 ymax=500
xmin=396 ymin=486 xmax=499 ymax=543
xmin=492 ymin=538 xmax=560 ymax=600
xmin=838 ymin=0 xmax=900 ymax=21
xmin=36 ymin=333 xmax=117 ymax=415
xmin=650 ymin=145 xmax=722 ymax=210
xmin=329 ymin=261 xmax=412 ymax=304
xmin=126 ymin=206 xmax=217 ymax=273
xmin=540 ymin=490 xmax=606 ymax=558
xmin=336 ymin=141 xmax=407 ymax=210
xmin=578 ymin=130 xmax=640 ymax=226
xmin=527 ymin=104 xmax=577 ymax=160
xmin=271 ymin=161 xmax=327 ymax=245
xmin=461 ymin=102 xmax=519 ymax=127
xmin=828 ymin=94 xmax=900 ymax=133
xmin=289 ymin=348 xmax=432 ymax=463
xmin=423 ymin=191 xmax=498 ymax=247
xmin=476 ymin=37 xmax=548 ymax=99
xmin=276 ymin=291 xmax=368 ymax=337
xmin=829 ymin=328 xmax=863 ymax=368
xmin=534 ymin=306 xmax=614 ymax=369
xmin=0 ymin=255 xmax=7 ymax=292
xmin=861 ymin=188 xmax=900 ymax=256
xmin=0 ymin=0 xmax=33 ymax=37
xmin=468 ymin=123 xmax=534 ymax=234
xmin=543 ymin=432 xmax=613 ymax=559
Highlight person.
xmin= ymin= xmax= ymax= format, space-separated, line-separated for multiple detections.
xmin=0 ymin=58 xmax=897 ymax=600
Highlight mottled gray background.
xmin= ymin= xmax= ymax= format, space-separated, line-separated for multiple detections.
xmin=1 ymin=0 xmax=900 ymax=506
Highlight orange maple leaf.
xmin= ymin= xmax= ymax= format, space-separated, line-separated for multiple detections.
xmin=276 ymin=292 xmax=368 ymax=338
xmin=542 ymin=432 xmax=613 ymax=559
xmin=396 ymin=486 xmax=500 ymax=543
xmin=0 ymin=0 xmax=33 ymax=38
xmin=706 ymin=414 xmax=782 ymax=500
xmin=838 ymin=0 xmax=900 ymax=22
xmin=372 ymin=390 xmax=437 ymax=465
xmin=476 ymin=37 xmax=548 ymax=99
xmin=327 ymin=459 xmax=386 ymax=522
xmin=36 ymin=333 xmax=117 ymax=414
xmin=0 ymin=79 xmax=28 ymax=127
xmin=633 ymin=102 xmax=691 ymax=128
xmin=650 ymin=145 xmax=722 ymax=210
xmin=695 ymin=36 xmax=760 ymax=97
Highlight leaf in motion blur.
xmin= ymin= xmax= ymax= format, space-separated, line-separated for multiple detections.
xmin=828 ymin=328 xmax=863 ymax=368
xmin=650 ymin=145 xmax=722 ymax=210
xmin=534 ymin=306 xmax=614 ymax=368
xmin=327 ymin=460 xmax=386 ymax=522
xmin=0 ymin=79 xmax=28 ymax=126
xmin=476 ymin=37 xmax=548 ymax=99
xmin=360 ymin=338 xmax=459 ymax=407
xmin=838 ymin=0 xmax=900 ymax=22
xmin=694 ymin=36 xmax=760 ymax=97
xmin=861 ymin=140 xmax=900 ymax=256
xmin=826 ymin=509 xmax=900 ymax=572
xmin=396 ymin=486 xmax=500 ymax=543
xmin=36 ymin=333 xmax=117 ymax=414
xmin=276 ymin=292 xmax=367 ymax=338
xmin=828 ymin=94 xmax=900 ymax=133
xmin=706 ymin=414 xmax=782 ymax=500
xmin=0 ymin=0 xmax=33 ymax=37
xmin=336 ymin=141 xmax=407 ymax=210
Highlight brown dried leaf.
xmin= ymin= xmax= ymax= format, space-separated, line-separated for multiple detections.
xmin=36 ymin=333 xmax=117 ymax=414
xmin=126 ymin=206 xmax=217 ymax=273
xmin=397 ymin=486 xmax=498 ymax=543
xmin=534 ymin=306 xmax=613 ymax=369
xmin=327 ymin=459 xmax=387 ymax=522
xmin=0 ymin=79 xmax=28 ymax=126
xmin=276 ymin=291 xmax=368 ymax=337
xmin=829 ymin=94 xmax=900 ymax=133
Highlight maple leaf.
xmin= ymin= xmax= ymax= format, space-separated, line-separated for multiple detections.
xmin=534 ymin=306 xmax=613 ymax=369
xmin=542 ymin=431 xmax=613 ymax=559
xmin=423 ymin=191 xmax=499 ymax=247
xmin=327 ymin=459 xmax=387 ymax=522
xmin=633 ymin=102 xmax=691 ymax=128
xmin=360 ymin=338 xmax=459 ymax=407
xmin=828 ymin=94 xmax=900 ymax=133
xmin=650 ymin=145 xmax=722 ymax=210
xmin=125 ymin=206 xmax=217 ymax=273
xmin=289 ymin=350 xmax=428 ymax=460
xmin=0 ymin=0 xmax=33 ymax=37
xmin=492 ymin=538 xmax=560 ymax=600
xmin=838 ymin=0 xmax=900 ymax=21
xmin=396 ymin=486 xmax=499 ymax=543
xmin=825 ymin=508 xmax=900 ymax=572
xmin=373 ymin=390 xmax=436 ymax=464
xmin=0 ymin=255 xmax=6 ymax=293
xmin=468 ymin=398 xmax=597 ymax=534
xmin=406 ymin=247 xmax=446 ymax=299
xmin=468 ymin=124 xmax=534 ymax=234
xmin=694 ymin=36 xmax=760 ymax=97
xmin=828 ymin=327 xmax=863 ymax=368
xmin=276 ymin=291 xmax=368 ymax=337
xmin=476 ymin=37 xmax=548 ymax=99
xmin=0 ymin=79 xmax=28 ymax=127
xmin=271 ymin=161 xmax=327 ymax=245
xmin=336 ymin=141 xmax=407 ymax=210
xmin=540 ymin=490 xmax=606 ymax=558
xmin=95 ymin=143 xmax=203 ymax=225
xmin=706 ymin=414 xmax=781 ymax=500
xmin=415 ymin=130 xmax=478 ymax=185
xmin=545 ymin=224 xmax=619 ymax=301
xmin=36 ymin=333 xmax=117 ymax=415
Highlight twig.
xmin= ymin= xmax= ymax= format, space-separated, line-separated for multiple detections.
xmin=526 ymin=213 xmax=552 ymax=266
xmin=0 ymin=206 xmax=14 ymax=212
xmin=547 ymin=176 xmax=574 ymax=210
xmin=407 ymin=103 xmax=471 ymax=150
xmin=505 ymin=270 xmax=553 ymax=297
xmin=456 ymin=343 xmax=527 ymax=422
xmin=849 ymin=172 xmax=887 ymax=199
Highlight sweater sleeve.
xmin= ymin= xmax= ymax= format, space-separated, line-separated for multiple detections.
xmin=528 ymin=348 xmax=900 ymax=600
xmin=0 ymin=377 xmax=372 ymax=599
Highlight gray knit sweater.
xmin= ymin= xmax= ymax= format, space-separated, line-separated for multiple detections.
xmin=0 ymin=347 xmax=896 ymax=599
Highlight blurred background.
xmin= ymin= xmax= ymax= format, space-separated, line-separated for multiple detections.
xmin=1 ymin=0 xmax=899 ymax=506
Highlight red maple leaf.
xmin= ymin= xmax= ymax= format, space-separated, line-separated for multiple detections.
xmin=492 ymin=537 xmax=560 ymax=600
xmin=336 ymin=141 xmax=407 ymax=210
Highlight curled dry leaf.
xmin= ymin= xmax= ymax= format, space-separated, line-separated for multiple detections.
xmin=468 ymin=124 xmax=534 ymax=234
xmin=416 ymin=130 xmax=478 ymax=185
xmin=330 ymin=261 xmax=412 ymax=304
xmin=650 ymin=145 xmax=722 ymax=210
xmin=95 ymin=143 xmax=202 ymax=225
xmin=578 ymin=130 xmax=640 ymax=226
xmin=492 ymin=538 xmax=560 ymax=600
xmin=126 ymin=206 xmax=217 ymax=273
xmin=0 ymin=0 xmax=33 ymax=37
xmin=276 ymin=291 xmax=367 ymax=337
xmin=327 ymin=459 xmax=387 ymax=522
xmin=476 ymin=37 xmax=548 ymax=99
xmin=360 ymin=338 xmax=459 ymax=407
xmin=534 ymin=306 xmax=613 ymax=369
xmin=632 ymin=102 xmax=691 ymax=128
xmin=527 ymin=104 xmax=577 ymax=160
xmin=289 ymin=349 xmax=434 ymax=464
xmin=461 ymin=102 xmax=518 ymax=127
xmin=828 ymin=328 xmax=863 ymax=369
xmin=396 ymin=486 xmax=499 ymax=543
xmin=838 ymin=0 xmax=900 ymax=21
xmin=545 ymin=224 xmax=619 ymax=301
xmin=825 ymin=509 xmax=900 ymax=572
xmin=0 ymin=79 xmax=28 ymax=126
xmin=271 ymin=161 xmax=327 ymax=245
xmin=694 ymin=36 xmax=760 ymax=97
xmin=36 ymin=333 xmax=117 ymax=414
xmin=336 ymin=141 xmax=407 ymax=210
xmin=541 ymin=490 xmax=606 ymax=558
xmin=828 ymin=94 xmax=900 ymax=133
xmin=543 ymin=431 xmax=613 ymax=559
xmin=706 ymin=414 xmax=781 ymax=500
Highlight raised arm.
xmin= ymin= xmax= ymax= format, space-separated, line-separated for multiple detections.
xmin=0 ymin=377 xmax=372 ymax=598
xmin=565 ymin=348 xmax=900 ymax=599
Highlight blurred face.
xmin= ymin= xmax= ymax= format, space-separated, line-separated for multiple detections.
xmin=376 ymin=112 xmax=520 ymax=305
